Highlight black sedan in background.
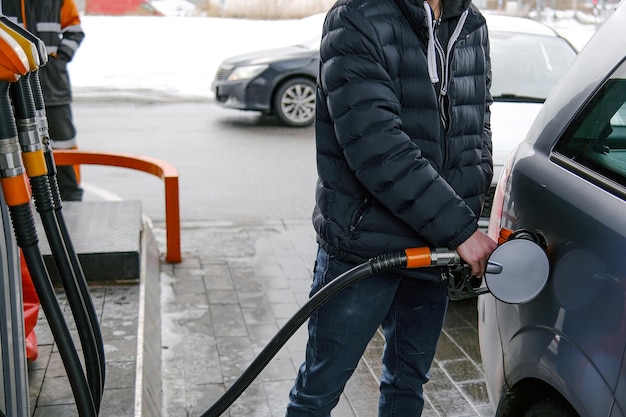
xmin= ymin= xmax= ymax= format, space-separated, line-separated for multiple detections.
xmin=211 ymin=37 xmax=319 ymax=127
xmin=210 ymin=14 xmax=577 ymax=163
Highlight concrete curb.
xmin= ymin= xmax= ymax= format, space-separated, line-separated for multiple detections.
xmin=134 ymin=217 xmax=162 ymax=417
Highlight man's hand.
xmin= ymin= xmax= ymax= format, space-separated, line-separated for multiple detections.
xmin=456 ymin=230 xmax=497 ymax=277
xmin=54 ymin=51 xmax=71 ymax=62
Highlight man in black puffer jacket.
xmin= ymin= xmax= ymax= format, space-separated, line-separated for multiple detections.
xmin=286 ymin=0 xmax=497 ymax=415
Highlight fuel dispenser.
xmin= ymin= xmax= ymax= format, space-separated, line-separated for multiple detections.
xmin=0 ymin=18 xmax=103 ymax=417
xmin=0 ymin=15 xmax=552 ymax=417
xmin=0 ymin=184 xmax=28 ymax=417
xmin=0 ymin=18 xmax=36 ymax=417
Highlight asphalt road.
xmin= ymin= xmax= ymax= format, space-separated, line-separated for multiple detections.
xmin=73 ymin=101 xmax=318 ymax=225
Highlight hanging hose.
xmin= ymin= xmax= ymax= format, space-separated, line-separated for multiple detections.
xmin=0 ymin=18 xmax=107 ymax=410
xmin=10 ymin=76 xmax=104 ymax=411
xmin=32 ymin=89 xmax=107 ymax=401
xmin=20 ymin=242 xmax=96 ymax=417
xmin=0 ymin=79 xmax=96 ymax=417
xmin=43 ymin=109 xmax=107 ymax=411
xmin=201 ymin=247 xmax=457 ymax=417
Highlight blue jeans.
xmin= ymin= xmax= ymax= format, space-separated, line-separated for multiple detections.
xmin=286 ymin=247 xmax=449 ymax=417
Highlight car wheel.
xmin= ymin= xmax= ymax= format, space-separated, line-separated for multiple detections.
xmin=273 ymin=77 xmax=316 ymax=127
xmin=523 ymin=398 xmax=578 ymax=417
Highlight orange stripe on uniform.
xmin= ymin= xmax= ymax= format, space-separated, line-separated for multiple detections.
xmin=1 ymin=174 xmax=31 ymax=206
xmin=404 ymin=247 xmax=432 ymax=269
xmin=20 ymin=0 xmax=27 ymax=29
xmin=61 ymin=0 xmax=82 ymax=28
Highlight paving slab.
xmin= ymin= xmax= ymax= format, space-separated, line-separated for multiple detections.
xmin=27 ymin=214 xmax=493 ymax=417
xmin=27 ymin=213 xmax=160 ymax=417
xmin=33 ymin=201 xmax=142 ymax=283
xmin=159 ymin=219 xmax=493 ymax=417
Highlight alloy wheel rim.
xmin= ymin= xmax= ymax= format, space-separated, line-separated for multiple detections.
xmin=280 ymin=83 xmax=315 ymax=124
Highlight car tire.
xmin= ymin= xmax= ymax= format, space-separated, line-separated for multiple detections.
xmin=523 ymin=398 xmax=578 ymax=417
xmin=273 ymin=77 xmax=316 ymax=127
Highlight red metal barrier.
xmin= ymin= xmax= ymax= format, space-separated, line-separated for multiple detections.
xmin=53 ymin=149 xmax=181 ymax=263
xmin=21 ymin=252 xmax=39 ymax=361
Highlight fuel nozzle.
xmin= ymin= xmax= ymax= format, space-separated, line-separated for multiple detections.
xmin=447 ymin=228 xmax=549 ymax=303
xmin=0 ymin=26 xmax=31 ymax=211
xmin=0 ymin=19 xmax=49 ymax=186
xmin=0 ymin=23 xmax=99 ymax=417
xmin=0 ymin=18 xmax=49 ymax=157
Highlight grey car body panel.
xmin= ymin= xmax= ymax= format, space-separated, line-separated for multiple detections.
xmin=479 ymin=3 xmax=626 ymax=417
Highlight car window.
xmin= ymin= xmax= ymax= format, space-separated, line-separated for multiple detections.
xmin=298 ymin=37 xmax=321 ymax=50
xmin=490 ymin=32 xmax=577 ymax=102
xmin=554 ymin=60 xmax=626 ymax=190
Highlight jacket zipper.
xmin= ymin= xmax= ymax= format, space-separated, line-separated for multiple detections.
xmin=433 ymin=18 xmax=448 ymax=131
xmin=432 ymin=10 xmax=470 ymax=171
xmin=433 ymin=18 xmax=449 ymax=169
xmin=349 ymin=197 xmax=370 ymax=233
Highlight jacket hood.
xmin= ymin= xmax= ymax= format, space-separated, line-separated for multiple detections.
xmin=390 ymin=0 xmax=488 ymax=99
xmin=441 ymin=0 xmax=472 ymax=19
xmin=406 ymin=0 xmax=472 ymax=20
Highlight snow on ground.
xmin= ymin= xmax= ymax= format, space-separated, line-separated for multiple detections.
xmin=69 ymin=3 xmax=601 ymax=102
xmin=70 ymin=13 xmax=327 ymax=101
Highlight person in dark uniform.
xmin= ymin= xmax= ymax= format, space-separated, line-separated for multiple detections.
xmin=2 ymin=0 xmax=85 ymax=201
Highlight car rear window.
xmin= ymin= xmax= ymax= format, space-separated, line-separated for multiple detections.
xmin=554 ymin=60 xmax=626 ymax=192
xmin=490 ymin=31 xmax=577 ymax=102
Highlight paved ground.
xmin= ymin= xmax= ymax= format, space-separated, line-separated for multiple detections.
xmin=28 ymin=218 xmax=493 ymax=417
xmin=157 ymin=219 xmax=493 ymax=417
xmin=28 ymin=285 xmax=141 ymax=417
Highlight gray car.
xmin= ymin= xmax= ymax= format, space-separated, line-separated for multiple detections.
xmin=478 ymin=2 xmax=626 ymax=417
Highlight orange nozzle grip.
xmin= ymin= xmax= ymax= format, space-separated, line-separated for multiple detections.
xmin=22 ymin=150 xmax=48 ymax=177
xmin=1 ymin=174 xmax=31 ymax=206
xmin=0 ymin=64 xmax=19 ymax=82
xmin=498 ymin=228 xmax=513 ymax=245
xmin=0 ymin=31 xmax=29 ymax=75
xmin=404 ymin=247 xmax=432 ymax=269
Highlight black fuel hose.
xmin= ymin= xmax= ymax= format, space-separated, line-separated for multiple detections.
xmin=30 ymin=70 xmax=103 ymax=370
xmin=42 ymin=149 xmax=106 ymax=389
xmin=29 ymin=57 xmax=106 ymax=405
xmin=29 ymin=65 xmax=107 ymax=387
xmin=0 ymin=80 xmax=96 ymax=417
xmin=16 ymin=208 xmax=97 ymax=417
xmin=201 ymin=251 xmax=409 ymax=417
xmin=30 ymin=72 xmax=107 ymax=406
xmin=10 ymin=77 xmax=105 ymax=411
xmin=51 ymin=181 xmax=108 ymax=396
xmin=31 ymin=175 xmax=104 ymax=411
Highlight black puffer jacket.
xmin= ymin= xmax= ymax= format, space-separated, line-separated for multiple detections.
xmin=313 ymin=0 xmax=493 ymax=264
